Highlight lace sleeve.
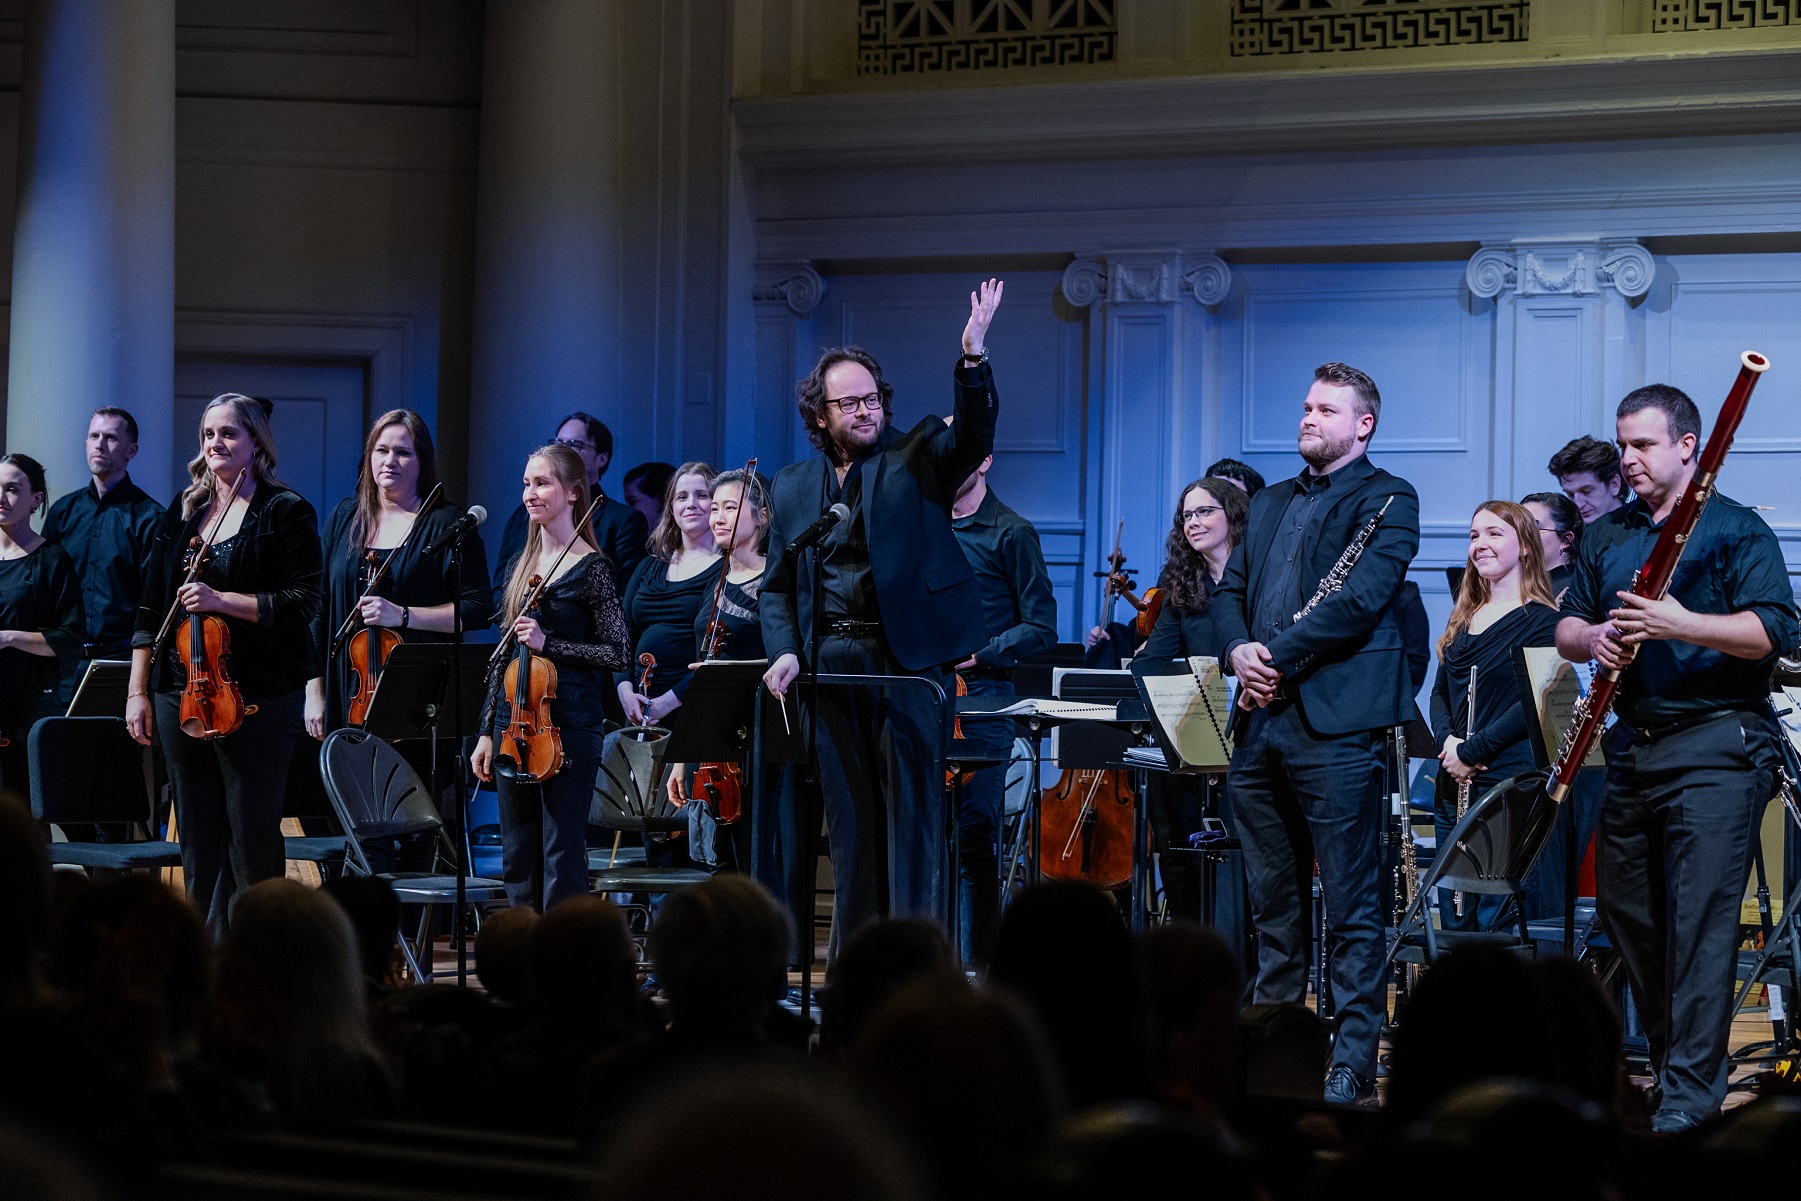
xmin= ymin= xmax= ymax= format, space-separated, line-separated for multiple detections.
xmin=542 ymin=556 xmax=631 ymax=673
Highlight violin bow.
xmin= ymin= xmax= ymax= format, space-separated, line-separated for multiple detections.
xmin=486 ymin=488 xmax=607 ymax=672
xmin=150 ymin=470 xmax=247 ymax=656
xmin=330 ymin=481 xmax=444 ymax=655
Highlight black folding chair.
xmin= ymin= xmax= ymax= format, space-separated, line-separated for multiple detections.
xmin=587 ymin=725 xmax=709 ymax=925
xmin=319 ymin=728 xmax=505 ymax=981
xmin=1388 ymin=775 xmax=1548 ymax=967
xmin=29 ymin=716 xmax=181 ymax=873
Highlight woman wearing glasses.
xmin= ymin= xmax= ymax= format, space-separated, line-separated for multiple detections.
xmin=615 ymin=462 xmax=720 ymax=727
xmin=1520 ymin=491 xmax=1582 ymax=603
xmin=1141 ymin=477 xmax=1250 ymax=927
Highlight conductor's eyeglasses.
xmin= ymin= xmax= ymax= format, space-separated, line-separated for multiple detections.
xmin=827 ymin=394 xmax=884 ymax=415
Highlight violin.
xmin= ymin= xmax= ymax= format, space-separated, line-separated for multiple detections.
xmin=337 ymin=483 xmax=442 ymax=727
xmin=1038 ymin=767 xmax=1135 ymax=889
xmin=945 ymin=672 xmax=975 ymax=790
xmin=1094 ymin=519 xmax=1164 ymax=640
xmin=497 ymin=574 xmax=563 ymax=782
xmin=688 ymin=458 xmax=757 ymax=825
xmin=150 ymin=473 xmax=254 ymax=741
xmin=488 ymin=490 xmax=606 ymax=783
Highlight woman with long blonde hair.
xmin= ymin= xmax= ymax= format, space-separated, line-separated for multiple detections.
xmin=472 ymin=444 xmax=630 ymax=909
xmin=1429 ymin=499 xmax=1560 ymax=930
xmin=615 ymin=461 xmax=720 ymax=727
xmin=126 ymin=394 xmax=323 ymax=928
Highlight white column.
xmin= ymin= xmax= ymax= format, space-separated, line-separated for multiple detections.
xmin=468 ymin=0 xmax=623 ymax=524
xmin=1466 ymin=238 xmax=1654 ymax=497
xmin=1061 ymin=251 xmax=1232 ymax=629
xmin=7 ymin=0 xmax=176 ymax=504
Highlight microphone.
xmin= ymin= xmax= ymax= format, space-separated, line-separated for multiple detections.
xmin=785 ymin=502 xmax=850 ymax=558
xmin=421 ymin=505 xmax=487 ymax=558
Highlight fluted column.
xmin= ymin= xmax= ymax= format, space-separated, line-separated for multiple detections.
xmin=7 ymin=0 xmax=176 ymax=504
xmin=468 ymin=0 xmax=623 ymax=532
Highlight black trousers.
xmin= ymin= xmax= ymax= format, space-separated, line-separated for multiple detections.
xmin=955 ymin=675 xmax=1013 ymax=966
xmin=155 ymin=688 xmax=304 ymax=929
xmin=1227 ymin=701 xmax=1388 ymax=1080
xmin=1596 ymin=710 xmax=1780 ymax=1120
xmin=496 ymin=725 xmax=602 ymax=911
xmin=809 ymin=632 xmax=948 ymax=953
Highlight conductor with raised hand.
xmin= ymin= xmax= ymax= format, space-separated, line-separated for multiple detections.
xmin=761 ymin=279 xmax=1003 ymax=950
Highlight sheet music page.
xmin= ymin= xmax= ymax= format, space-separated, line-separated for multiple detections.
xmin=1138 ymin=658 xmax=1231 ymax=769
xmin=1535 ymin=656 xmax=1606 ymax=769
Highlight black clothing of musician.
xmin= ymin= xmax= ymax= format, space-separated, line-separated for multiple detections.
xmin=1563 ymin=490 xmax=1798 ymax=1123
xmin=313 ymin=496 xmax=495 ymax=732
xmin=481 ymin=554 xmax=630 ymax=910
xmin=133 ymin=486 xmax=322 ymax=928
xmin=618 ymin=554 xmax=723 ymax=702
xmin=1214 ymin=451 xmax=1420 ymax=1087
xmin=950 ymin=482 xmax=1057 ymax=965
xmin=0 ymin=542 xmax=84 ymax=793
xmin=496 ymin=489 xmax=648 ymax=601
xmin=1428 ymin=601 xmax=1559 ymax=930
xmin=762 ymin=358 xmax=998 ymax=948
xmin=41 ymin=473 xmax=162 ymax=663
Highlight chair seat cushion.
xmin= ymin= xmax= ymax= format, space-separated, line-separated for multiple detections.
xmin=284 ymin=836 xmax=350 ymax=862
xmin=584 ymin=846 xmax=648 ymax=869
xmin=586 ymin=865 xmax=713 ymax=892
xmin=51 ymin=841 xmax=183 ymax=870
xmin=385 ymin=873 xmax=508 ymax=900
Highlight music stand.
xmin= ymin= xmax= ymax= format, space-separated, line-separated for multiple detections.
xmin=661 ymin=660 xmax=766 ymax=763
xmin=67 ymin=659 xmax=132 ymax=718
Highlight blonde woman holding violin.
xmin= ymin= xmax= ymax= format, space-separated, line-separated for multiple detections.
xmin=472 ymin=445 xmax=630 ymax=910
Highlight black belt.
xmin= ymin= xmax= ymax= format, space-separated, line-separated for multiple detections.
xmin=826 ymin=619 xmax=882 ymax=638
xmin=959 ymin=665 xmax=1011 ymax=682
xmin=1625 ymin=706 xmax=1758 ymax=744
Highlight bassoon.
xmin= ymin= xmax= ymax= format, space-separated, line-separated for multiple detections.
xmin=1543 ymin=350 xmax=1770 ymax=805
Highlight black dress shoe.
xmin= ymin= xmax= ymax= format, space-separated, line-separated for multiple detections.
xmin=1324 ymin=1065 xmax=1378 ymax=1107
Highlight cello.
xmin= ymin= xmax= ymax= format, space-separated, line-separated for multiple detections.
xmin=149 ymin=472 xmax=254 ymax=740
xmin=1095 ymin=519 xmax=1164 ymax=640
xmin=333 ymin=482 xmax=444 ymax=727
xmin=1038 ymin=767 xmax=1136 ymax=889
xmin=488 ymin=491 xmax=606 ymax=782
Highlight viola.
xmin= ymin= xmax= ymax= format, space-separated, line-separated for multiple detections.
xmin=1038 ymin=768 xmax=1135 ymax=889
xmin=345 ymin=550 xmax=403 ymax=727
xmin=1095 ymin=519 xmax=1164 ymax=640
xmin=497 ymin=575 xmax=563 ymax=782
xmin=337 ymin=482 xmax=442 ymax=727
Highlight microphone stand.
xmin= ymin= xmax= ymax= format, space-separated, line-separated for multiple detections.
xmin=799 ymin=532 xmax=826 ymax=1019
xmin=450 ymin=529 xmax=470 ymax=986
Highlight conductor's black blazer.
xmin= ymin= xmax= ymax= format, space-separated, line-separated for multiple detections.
xmin=761 ymin=361 xmax=998 ymax=674
xmin=1212 ymin=454 xmax=1420 ymax=738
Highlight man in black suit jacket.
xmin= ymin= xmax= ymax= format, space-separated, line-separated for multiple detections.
xmin=493 ymin=412 xmax=648 ymax=599
xmin=1213 ymin=362 xmax=1420 ymax=1107
xmin=762 ymin=280 xmax=1003 ymax=947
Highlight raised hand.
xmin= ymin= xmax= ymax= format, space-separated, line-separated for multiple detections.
xmin=962 ymin=278 xmax=1004 ymax=357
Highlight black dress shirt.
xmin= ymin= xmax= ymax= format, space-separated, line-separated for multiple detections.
xmin=134 ymin=487 xmax=323 ymax=698
xmin=1562 ymin=493 xmax=1798 ymax=727
xmin=312 ymin=498 xmax=496 ymax=730
xmin=41 ymin=475 xmax=162 ymax=656
xmin=1429 ymin=601 xmax=1560 ymax=777
xmin=618 ymin=555 xmax=722 ymax=698
xmin=1142 ymin=573 xmax=1231 ymax=662
xmin=0 ymin=542 xmax=84 ymax=710
xmin=821 ymin=459 xmax=878 ymax=623
xmin=1248 ymin=469 xmax=1335 ymax=645
xmin=484 ymin=553 xmax=630 ymax=734
xmin=950 ymin=487 xmax=1056 ymax=672
xmin=496 ymin=491 xmax=647 ymax=601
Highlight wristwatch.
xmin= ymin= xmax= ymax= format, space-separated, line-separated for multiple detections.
xmin=959 ymin=348 xmax=988 ymax=366
xmin=400 ymin=606 xmax=412 ymax=630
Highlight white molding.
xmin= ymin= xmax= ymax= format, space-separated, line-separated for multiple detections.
xmin=1647 ymin=277 xmax=1801 ymax=453
xmin=1466 ymin=238 xmax=1655 ymax=300
xmin=174 ymin=309 xmax=413 ymax=424
xmin=734 ymin=50 xmax=1801 ymax=169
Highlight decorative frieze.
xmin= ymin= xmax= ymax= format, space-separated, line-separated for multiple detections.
xmin=1230 ymin=0 xmax=1530 ymax=57
xmin=1652 ymin=1 xmax=1801 ymax=32
xmin=857 ymin=0 xmax=1116 ymax=77
xmin=1465 ymin=239 xmax=1655 ymax=300
xmin=752 ymin=263 xmax=824 ymax=317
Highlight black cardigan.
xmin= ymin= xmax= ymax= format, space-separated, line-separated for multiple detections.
xmin=311 ymin=497 xmax=495 ymax=728
xmin=133 ymin=485 xmax=323 ymax=698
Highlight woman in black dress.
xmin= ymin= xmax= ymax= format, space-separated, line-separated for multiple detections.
xmin=1521 ymin=491 xmax=1582 ymax=603
xmin=472 ymin=445 xmax=630 ymax=910
xmin=127 ymin=394 xmax=322 ymax=928
xmin=615 ymin=461 xmax=719 ymax=727
xmin=1139 ymin=477 xmax=1249 ymax=929
xmin=1431 ymin=499 xmax=1560 ymax=930
xmin=0 ymin=454 xmax=83 ymax=794
xmin=306 ymin=409 xmax=494 ymax=740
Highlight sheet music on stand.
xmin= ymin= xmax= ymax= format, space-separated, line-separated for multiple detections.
xmin=1513 ymin=645 xmax=1607 ymax=770
xmin=1128 ymin=657 xmax=1234 ymax=775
